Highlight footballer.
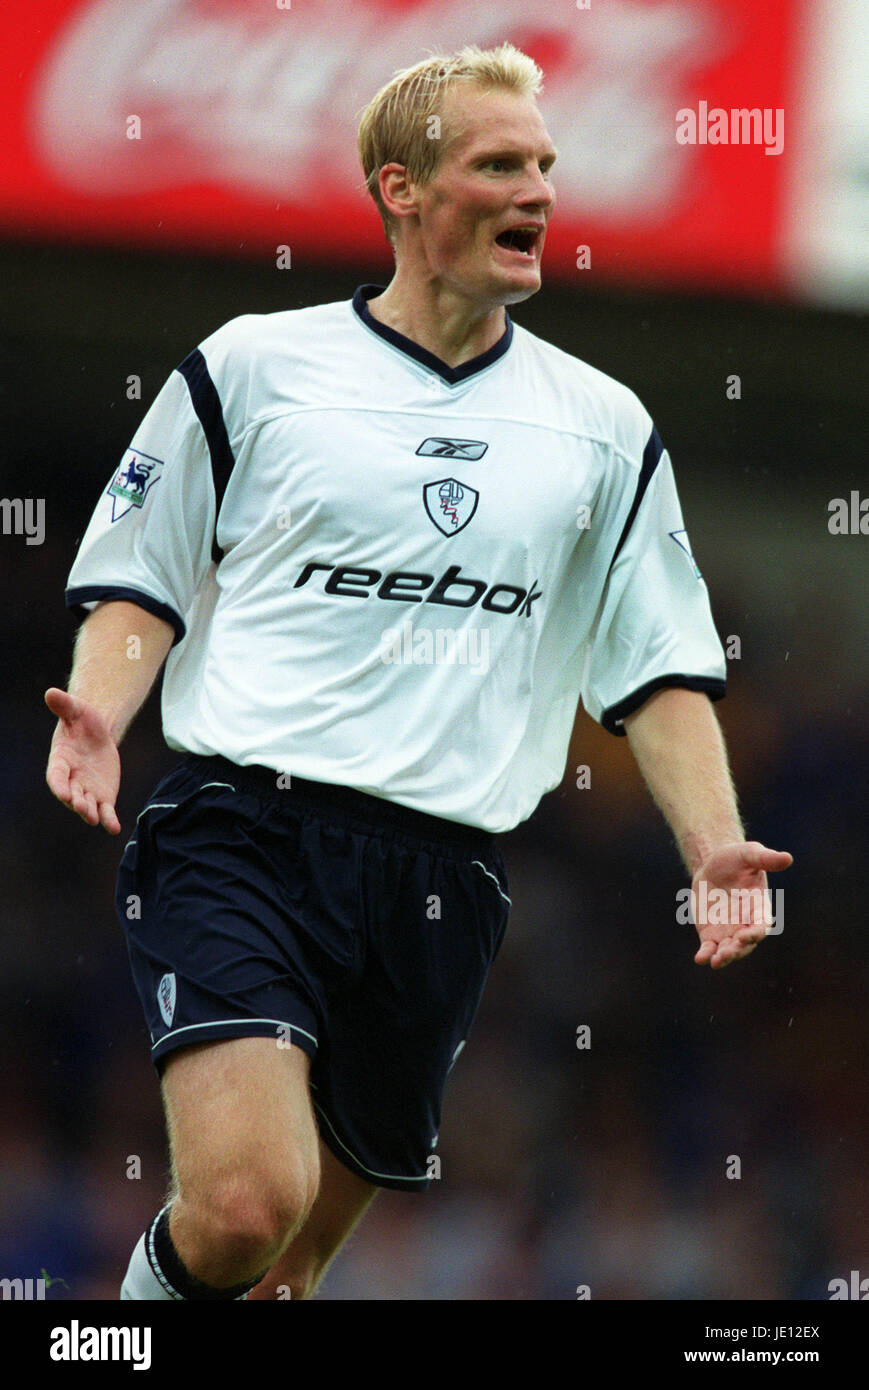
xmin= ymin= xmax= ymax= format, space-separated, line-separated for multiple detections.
xmin=45 ymin=44 xmax=792 ymax=1301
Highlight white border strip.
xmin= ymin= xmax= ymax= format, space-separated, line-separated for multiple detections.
xmin=471 ymin=859 xmax=512 ymax=905
xmin=312 ymin=1097 xmax=429 ymax=1184
xmin=152 ymin=1018 xmax=319 ymax=1052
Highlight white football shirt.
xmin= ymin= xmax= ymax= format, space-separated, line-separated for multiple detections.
xmin=66 ymin=285 xmax=726 ymax=832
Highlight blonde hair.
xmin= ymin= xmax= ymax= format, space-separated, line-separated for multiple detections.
xmin=357 ymin=43 xmax=544 ymax=246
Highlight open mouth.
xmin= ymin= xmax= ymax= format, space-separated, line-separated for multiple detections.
xmin=494 ymin=226 xmax=539 ymax=257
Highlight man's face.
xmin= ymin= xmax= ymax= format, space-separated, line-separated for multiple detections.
xmin=407 ymin=84 xmax=557 ymax=309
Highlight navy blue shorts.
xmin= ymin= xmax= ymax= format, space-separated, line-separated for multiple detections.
xmin=115 ymin=753 xmax=510 ymax=1193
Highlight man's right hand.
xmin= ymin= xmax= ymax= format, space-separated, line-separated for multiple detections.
xmin=44 ymin=687 xmax=122 ymax=834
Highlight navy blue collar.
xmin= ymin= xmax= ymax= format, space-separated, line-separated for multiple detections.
xmin=352 ymin=284 xmax=513 ymax=385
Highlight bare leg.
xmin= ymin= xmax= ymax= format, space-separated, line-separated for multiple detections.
xmin=160 ymin=1036 xmax=321 ymax=1288
xmin=248 ymin=1140 xmax=379 ymax=1300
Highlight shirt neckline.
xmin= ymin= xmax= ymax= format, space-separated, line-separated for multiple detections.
xmin=351 ymin=284 xmax=513 ymax=386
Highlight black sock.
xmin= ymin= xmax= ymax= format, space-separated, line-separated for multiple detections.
xmin=149 ymin=1205 xmax=266 ymax=1301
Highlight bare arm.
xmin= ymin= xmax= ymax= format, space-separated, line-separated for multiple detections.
xmin=45 ymin=600 xmax=175 ymax=833
xmin=624 ymin=687 xmax=793 ymax=968
xmin=623 ymin=687 xmax=744 ymax=873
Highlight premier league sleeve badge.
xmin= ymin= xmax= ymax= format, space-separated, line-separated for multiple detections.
xmin=106 ymin=448 xmax=165 ymax=521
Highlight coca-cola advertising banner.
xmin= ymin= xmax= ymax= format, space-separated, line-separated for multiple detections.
xmin=1 ymin=0 xmax=866 ymax=302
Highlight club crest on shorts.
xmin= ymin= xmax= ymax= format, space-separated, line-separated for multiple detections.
xmin=423 ymin=479 xmax=479 ymax=536
xmin=157 ymin=972 xmax=177 ymax=1027
xmin=107 ymin=448 xmax=164 ymax=521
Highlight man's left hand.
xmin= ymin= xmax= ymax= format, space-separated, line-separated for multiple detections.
xmin=692 ymin=841 xmax=793 ymax=969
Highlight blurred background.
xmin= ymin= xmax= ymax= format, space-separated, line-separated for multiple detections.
xmin=1 ymin=0 xmax=867 ymax=1300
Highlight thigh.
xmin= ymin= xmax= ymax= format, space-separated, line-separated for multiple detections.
xmin=247 ymin=1141 xmax=379 ymax=1300
xmin=161 ymin=1036 xmax=321 ymax=1212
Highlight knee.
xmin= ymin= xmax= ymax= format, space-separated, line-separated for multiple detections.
xmin=194 ymin=1160 xmax=320 ymax=1269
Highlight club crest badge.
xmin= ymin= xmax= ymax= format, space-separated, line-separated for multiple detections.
xmin=157 ymin=972 xmax=177 ymax=1028
xmin=107 ymin=448 xmax=164 ymax=521
xmin=423 ymin=478 xmax=479 ymax=537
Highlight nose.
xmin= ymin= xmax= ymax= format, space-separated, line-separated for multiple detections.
xmin=517 ymin=162 xmax=555 ymax=213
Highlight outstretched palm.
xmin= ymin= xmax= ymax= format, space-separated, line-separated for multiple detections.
xmin=45 ymin=687 xmax=122 ymax=834
xmin=692 ymin=840 xmax=793 ymax=969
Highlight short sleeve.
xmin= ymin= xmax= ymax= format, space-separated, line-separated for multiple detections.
xmin=65 ymin=369 xmax=216 ymax=645
xmin=581 ymin=429 xmax=726 ymax=735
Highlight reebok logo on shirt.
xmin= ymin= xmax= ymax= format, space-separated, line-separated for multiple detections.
xmin=415 ymin=438 xmax=489 ymax=460
xmin=293 ymin=561 xmax=543 ymax=617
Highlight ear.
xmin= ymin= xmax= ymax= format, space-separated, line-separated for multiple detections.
xmin=378 ymin=163 xmax=421 ymax=226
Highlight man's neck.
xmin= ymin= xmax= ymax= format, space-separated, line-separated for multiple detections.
xmin=366 ymin=273 xmax=507 ymax=369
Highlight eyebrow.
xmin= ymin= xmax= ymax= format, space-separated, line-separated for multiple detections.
xmin=469 ymin=145 xmax=558 ymax=164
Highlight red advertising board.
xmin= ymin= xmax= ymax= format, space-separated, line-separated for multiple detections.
xmin=0 ymin=0 xmax=808 ymax=296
